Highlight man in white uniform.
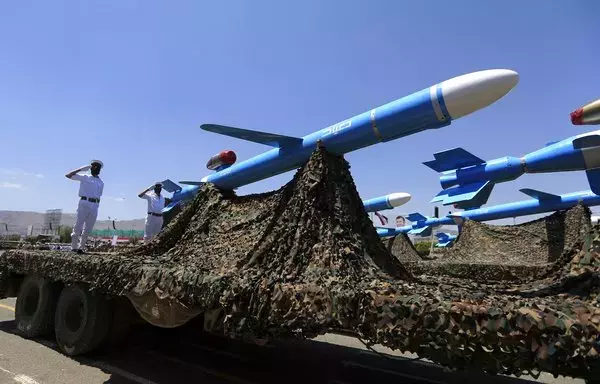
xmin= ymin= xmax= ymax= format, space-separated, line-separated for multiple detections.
xmin=138 ymin=182 xmax=166 ymax=241
xmin=65 ymin=160 xmax=104 ymax=254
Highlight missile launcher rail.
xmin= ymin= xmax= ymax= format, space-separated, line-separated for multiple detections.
xmin=0 ymin=148 xmax=599 ymax=382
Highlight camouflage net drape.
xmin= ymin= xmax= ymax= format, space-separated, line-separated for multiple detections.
xmin=0 ymin=148 xmax=599 ymax=380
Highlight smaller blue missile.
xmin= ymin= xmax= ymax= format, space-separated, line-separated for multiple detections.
xmin=434 ymin=232 xmax=457 ymax=248
xmin=376 ymin=211 xmax=451 ymax=237
xmin=394 ymin=212 xmax=453 ymax=237
xmin=377 ymin=188 xmax=600 ymax=238
xmin=160 ymin=179 xmax=410 ymax=214
xmin=423 ymin=129 xmax=600 ymax=209
xmin=446 ymin=189 xmax=600 ymax=226
xmin=362 ymin=192 xmax=411 ymax=212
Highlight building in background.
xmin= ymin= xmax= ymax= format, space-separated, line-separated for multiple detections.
xmin=89 ymin=229 xmax=144 ymax=239
xmin=42 ymin=209 xmax=62 ymax=236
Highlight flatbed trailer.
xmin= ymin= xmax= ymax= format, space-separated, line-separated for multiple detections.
xmin=1 ymin=149 xmax=600 ymax=382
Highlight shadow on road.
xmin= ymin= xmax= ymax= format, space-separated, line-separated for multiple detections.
xmin=0 ymin=319 xmax=567 ymax=384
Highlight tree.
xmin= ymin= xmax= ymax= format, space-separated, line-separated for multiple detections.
xmin=59 ymin=226 xmax=72 ymax=243
xmin=1 ymin=234 xmax=20 ymax=242
xmin=414 ymin=241 xmax=432 ymax=255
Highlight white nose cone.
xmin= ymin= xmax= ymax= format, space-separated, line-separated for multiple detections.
xmin=440 ymin=69 xmax=519 ymax=119
xmin=388 ymin=192 xmax=411 ymax=207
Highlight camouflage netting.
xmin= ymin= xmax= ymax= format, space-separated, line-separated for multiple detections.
xmin=0 ymin=148 xmax=599 ymax=379
xmin=405 ymin=206 xmax=591 ymax=283
xmin=445 ymin=207 xmax=587 ymax=265
xmin=382 ymin=233 xmax=423 ymax=263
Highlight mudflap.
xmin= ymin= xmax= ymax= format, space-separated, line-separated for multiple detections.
xmin=0 ymin=274 xmax=24 ymax=299
xmin=125 ymin=288 xmax=203 ymax=328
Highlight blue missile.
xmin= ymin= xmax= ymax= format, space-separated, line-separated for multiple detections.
xmin=377 ymin=188 xmax=600 ymax=238
xmin=434 ymin=232 xmax=457 ymax=248
xmin=162 ymin=180 xmax=409 ymax=215
xmin=423 ymin=129 xmax=600 ymax=209
xmin=377 ymin=211 xmax=454 ymax=237
xmin=362 ymin=192 xmax=411 ymax=212
xmin=161 ymin=69 xmax=519 ymax=214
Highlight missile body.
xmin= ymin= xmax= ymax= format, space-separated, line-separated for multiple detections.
xmin=377 ymin=189 xmax=600 ymax=238
xmin=162 ymin=69 xmax=519 ymax=213
xmin=425 ymin=129 xmax=600 ymax=209
xmin=447 ymin=189 xmax=600 ymax=225
xmin=159 ymin=188 xmax=410 ymax=226
xmin=571 ymin=99 xmax=600 ymax=125
xmin=200 ymin=70 xmax=518 ymax=190
xmin=377 ymin=213 xmax=454 ymax=237
xmin=362 ymin=192 xmax=411 ymax=212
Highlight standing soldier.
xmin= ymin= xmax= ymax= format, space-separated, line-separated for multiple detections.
xmin=138 ymin=182 xmax=166 ymax=241
xmin=65 ymin=160 xmax=104 ymax=254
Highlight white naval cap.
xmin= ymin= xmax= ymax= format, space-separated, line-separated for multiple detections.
xmin=154 ymin=181 xmax=163 ymax=186
xmin=90 ymin=159 xmax=104 ymax=168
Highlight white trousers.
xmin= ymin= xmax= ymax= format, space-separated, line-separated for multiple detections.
xmin=144 ymin=215 xmax=163 ymax=241
xmin=71 ymin=200 xmax=99 ymax=250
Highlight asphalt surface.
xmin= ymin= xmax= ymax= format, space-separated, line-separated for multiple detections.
xmin=0 ymin=298 xmax=586 ymax=384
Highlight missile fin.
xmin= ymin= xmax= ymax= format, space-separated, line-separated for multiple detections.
xmin=423 ymin=147 xmax=485 ymax=172
xmin=160 ymin=179 xmax=181 ymax=193
xmin=573 ymin=135 xmax=600 ymax=150
xmin=408 ymin=226 xmax=432 ymax=236
xmin=162 ymin=201 xmax=181 ymax=213
xmin=452 ymin=182 xmax=495 ymax=209
xmin=430 ymin=180 xmax=493 ymax=207
xmin=519 ymin=188 xmax=560 ymax=201
xmin=201 ymin=124 xmax=303 ymax=148
xmin=585 ymin=169 xmax=600 ymax=195
xmin=435 ymin=232 xmax=456 ymax=246
xmin=407 ymin=212 xmax=428 ymax=222
xmin=179 ymin=181 xmax=205 ymax=186
xmin=435 ymin=232 xmax=450 ymax=240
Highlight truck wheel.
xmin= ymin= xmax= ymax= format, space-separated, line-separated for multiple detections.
xmin=15 ymin=276 xmax=60 ymax=338
xmin=54 ymin=284 xmax=111 ymax=356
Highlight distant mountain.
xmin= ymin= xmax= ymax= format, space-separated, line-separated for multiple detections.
xmin=0 ymin=210 xmax=145 ymax=235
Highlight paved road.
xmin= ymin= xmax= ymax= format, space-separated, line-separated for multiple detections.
xmin=0 ymin=298 xmax=586 ymax=384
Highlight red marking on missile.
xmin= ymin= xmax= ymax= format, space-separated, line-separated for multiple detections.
xmin=571 ymin=108 xmax=584 ymax=125
xmin=219 ymin=150 xmax=237 ymax=164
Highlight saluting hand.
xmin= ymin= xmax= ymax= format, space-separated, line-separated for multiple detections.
xmin=66 ymin=165 xmax=91 ymax=179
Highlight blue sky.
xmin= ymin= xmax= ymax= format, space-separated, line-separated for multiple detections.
xmin=0 ymin=1 xmax=599 ymax=224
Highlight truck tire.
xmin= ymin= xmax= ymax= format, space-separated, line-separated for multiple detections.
xmin=54 ymin=284 xmax=111 ymax=356
xmin=15 ymin=276 xmax=61 ymax=338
